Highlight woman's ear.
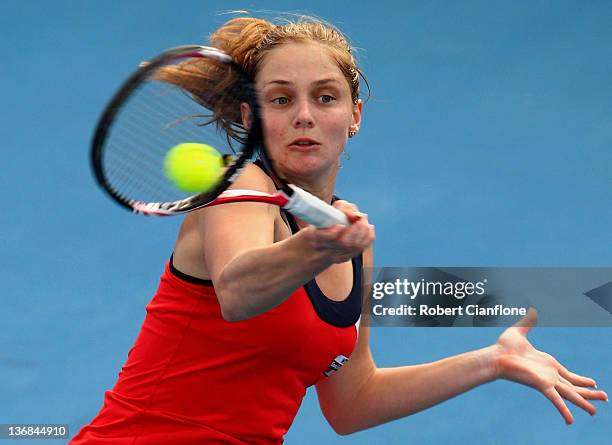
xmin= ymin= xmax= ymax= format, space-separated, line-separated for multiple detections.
xmin=352 ymin=98 xmax=363 ymax=129
xmin=240 ymin=102 xmax=252 ymax=130
xmin=348 ymin=99 xmax=363 ymax=137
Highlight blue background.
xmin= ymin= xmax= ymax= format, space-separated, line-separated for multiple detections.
xmin=1 ymin=1 xmax=610 ymax=444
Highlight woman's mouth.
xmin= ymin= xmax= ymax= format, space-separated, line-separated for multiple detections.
xmin=288 ymin=137 xmax=321 ymax=150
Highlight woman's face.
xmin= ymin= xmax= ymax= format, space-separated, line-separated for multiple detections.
xmin=251 ymin=42 xmax=362 ymax=181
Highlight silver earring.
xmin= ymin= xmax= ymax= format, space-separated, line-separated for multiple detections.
xmin=348 ymin=129 xmax=357 ymax=138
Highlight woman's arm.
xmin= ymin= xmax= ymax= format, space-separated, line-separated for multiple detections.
xmin=322 ymin=344 xmax=498 ymax=434
xmin=200 ymin=164 xmax=375 ymax=321
xmin=317 ymin=249 xmax=608 ymax=434
xmin=321 ymin=314 xmax=608 ymax=434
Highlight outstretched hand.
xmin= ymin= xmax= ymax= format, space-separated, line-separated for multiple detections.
xmin=493 ymin=308 xmax=608 ymax=425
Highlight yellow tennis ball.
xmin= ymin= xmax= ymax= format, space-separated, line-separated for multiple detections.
xmin=164 ymin=143 xmax=223 ymax=193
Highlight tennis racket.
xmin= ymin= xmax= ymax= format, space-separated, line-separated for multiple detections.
xmin=91 ymin=45 xmax=349 ymax=228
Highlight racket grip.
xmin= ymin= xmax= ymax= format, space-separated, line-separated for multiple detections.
xmin=284 ymin=184 xmax=349 ymax=228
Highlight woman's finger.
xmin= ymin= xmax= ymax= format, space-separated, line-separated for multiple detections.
xmin=332 ymin=200 xmax=368 ymax=223
xmin=559 ymin=376 xmax=609 ymax=402
xmin=332 ymin=199 xmax=356 ymax=209
xmin=313 ymin=225 xmax=344 ymax=240
xmin=558 ymin=366 xmax=597 ymax=388
xmin=557 ymin=381 xmax=597 ymax=416
xmin=512 ymin=307 xmax=538 ymax=335
xmin=333 ymin=200 xmax=359 ymax=214
xmin=337 ymin=221 xmax=369 ymax=245
xmin=571 ymin=387 xmax=608 ymax=402
xmin=542 ymin=387 xmax=573 ymax=425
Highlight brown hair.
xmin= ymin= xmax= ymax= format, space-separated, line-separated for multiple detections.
xmin=209 ymin=16 xmax=364 ymax=103
xmin=156 ymin=15 xmax=367 ymax=146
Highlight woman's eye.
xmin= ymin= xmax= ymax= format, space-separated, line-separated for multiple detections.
xmin=319 ymin=95 xmax=336 ymax=103
xmin=271 ymin=97 xmax=289 ymax=105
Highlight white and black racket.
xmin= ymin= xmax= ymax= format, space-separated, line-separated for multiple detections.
xmin=91 ymin=45 xmax=350 ymax=227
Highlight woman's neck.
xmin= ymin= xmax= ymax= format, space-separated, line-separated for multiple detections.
xmin=285 ymin=162 xmax=339 ymax=205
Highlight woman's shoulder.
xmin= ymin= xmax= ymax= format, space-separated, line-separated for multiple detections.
xmin=227 ymin=161 xmax=277 ymax=194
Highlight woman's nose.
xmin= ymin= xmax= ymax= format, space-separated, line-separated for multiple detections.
xmin=292 ymin=98 xmax=315 ymax=129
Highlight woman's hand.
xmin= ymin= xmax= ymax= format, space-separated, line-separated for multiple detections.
xmin=301 ymin=200 xmax=375 ymax=264
xmin=493 ymin=308 xmax=608 ymax=424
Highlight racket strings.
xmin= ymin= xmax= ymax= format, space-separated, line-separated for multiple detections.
xmin=154 ymin=59 xmax=249 ymax=145
xmin=112 ymin=95 xmax=211 ymax=154
xmin=104 ymin=145 xmax=171 ymax=199
xmin=105 ymin=112 xmax=202 ymax=199
xmin=123 ymin=85 xmax=216 ymax=140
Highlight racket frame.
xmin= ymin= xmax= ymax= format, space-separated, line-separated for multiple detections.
xmin=91 ymin=45 xmax=262 ymax=214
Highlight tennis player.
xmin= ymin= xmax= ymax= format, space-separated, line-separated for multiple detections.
xmin=71 ymin=15 xmax=607 ymax=444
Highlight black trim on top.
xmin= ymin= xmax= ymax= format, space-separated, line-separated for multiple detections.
xmin=169 ymin=254 xmax=214 ymax=286
xmin=283 ymin=206 xmax=363 ymax=328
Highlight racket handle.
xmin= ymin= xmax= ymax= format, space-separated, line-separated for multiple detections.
xmin=284 ymin=184 xmax=349 ymax=228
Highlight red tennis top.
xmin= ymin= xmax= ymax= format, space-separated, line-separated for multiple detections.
xmin=70 ymin=217 xmax=363 ymax=444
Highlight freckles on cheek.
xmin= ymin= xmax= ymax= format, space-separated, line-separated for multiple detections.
xmin=270 ymin=128 xmax=286 ymax=147
xmin=262 ymin=116 xmax=284 ymax=144
xmin=263 ymin=127 xmax=287 ymax=159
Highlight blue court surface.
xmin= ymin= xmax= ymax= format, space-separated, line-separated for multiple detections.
xmin=1 ymin=1 xmax=610 ymax=444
